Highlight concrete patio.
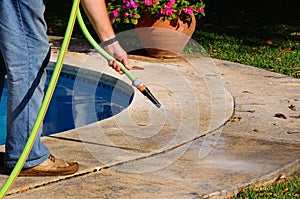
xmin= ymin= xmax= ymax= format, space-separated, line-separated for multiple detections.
xmin=0 ymin=36 xmax=299 ymax=198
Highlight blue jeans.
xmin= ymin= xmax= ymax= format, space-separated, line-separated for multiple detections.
xmin=0 ymin=0 xmax=50 ymax=168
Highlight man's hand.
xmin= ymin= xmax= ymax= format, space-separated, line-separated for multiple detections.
xmin=81 ymin=0 xmax=131 ymax=75
xmin=104 ymin=41 xmax=131 ymax=74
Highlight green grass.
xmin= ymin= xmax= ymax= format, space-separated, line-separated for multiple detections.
xmin=192 ymin=7 xmax=300 ymax=78
xmin=233 ymin=176 xmax=300 ymax=199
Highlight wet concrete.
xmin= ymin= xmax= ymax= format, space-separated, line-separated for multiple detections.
xmin=2 ymin=135 xmax=299 ymax=199
xmin=0 ymin=36 xmax=299 ymax=198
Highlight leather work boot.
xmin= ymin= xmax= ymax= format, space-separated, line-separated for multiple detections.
xmin=19 ymin=154 xmax=79 ymax=176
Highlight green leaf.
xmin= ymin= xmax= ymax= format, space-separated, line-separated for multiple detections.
xmin=131 ymin=19 xmax=138 ymax=25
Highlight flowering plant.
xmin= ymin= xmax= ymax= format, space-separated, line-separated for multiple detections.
xmin=107 ymin=0 xmax=205 ymax=25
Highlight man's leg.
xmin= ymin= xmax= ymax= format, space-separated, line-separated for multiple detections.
xmin=0 ymin=52 xmax=6 ymax=102
xmin=0 ymin=0 xmax=51 ymax=169
xmin=0 ymin=0 xmax=78 ymax=176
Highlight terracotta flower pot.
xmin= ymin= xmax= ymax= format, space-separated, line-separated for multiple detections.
xmin=135 ymin=14 xmax=196 ymax=58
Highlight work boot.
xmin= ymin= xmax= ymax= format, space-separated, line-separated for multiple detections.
xmin=19 ymin=154 xmax=79 ymax=176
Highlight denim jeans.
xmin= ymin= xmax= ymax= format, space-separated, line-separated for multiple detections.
xmin=0 ymin=0 xmax=50 ymax=168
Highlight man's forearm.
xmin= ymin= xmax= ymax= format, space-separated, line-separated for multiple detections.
xmin=81 ymin=0 xmax=115 ymax=41
xmin=81 ymin=0 xmax=130 ymax=73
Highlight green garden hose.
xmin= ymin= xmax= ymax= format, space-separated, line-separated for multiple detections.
xmin=0 ymin=1 xmax=160 ymax=197
xmin=76 ymin=9 xmax=161 ymax=108
xmin=0 ymin=0 xmax=81 ymax=197
xmin=77 ymin=9 xmax=136 ymax=82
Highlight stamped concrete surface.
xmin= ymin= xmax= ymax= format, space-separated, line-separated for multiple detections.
xmin=0 ymin=37 xmax=299 ymax=198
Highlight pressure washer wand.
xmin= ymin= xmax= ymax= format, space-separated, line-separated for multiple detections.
xmin=76 ymin=9 xmax=161 ymax=108
xmin=133 ymin=79 xmax=161 ymax=108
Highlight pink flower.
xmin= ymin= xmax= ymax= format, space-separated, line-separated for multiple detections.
xmin=143 ymin=0 xmax=153 ymax=6
xmin=123 ymin=0 xmax=138 ymax=9
xmin=198 ymin=7 xmax=205 ymax=13
xmin=110 ymin=9 xmax=119 ymax=21
xmin=165 ymin=0 xmax=175 ymax=8
xmin=183 ymin=6 xmax=194 ymax=15
xmin=160 ymin=8 xmax=167 ymax=15
xmin=165 ymin=2 xmax=173 ymax=9
xmin=122 ymin=0 xmax=129 ymax=7
xmin=161 ymin=7 xmax=174 ymax=16
xmin=130 ymin=0 xmax=138 ymax=9
xmin=130 ymin=13 xmax=136 ymax=18
xmin=161 ymin=0 xmax=175 ymax=16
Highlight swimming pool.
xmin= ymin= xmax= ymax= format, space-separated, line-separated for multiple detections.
xmin=0 ymin=63 xmax=134 ymax=145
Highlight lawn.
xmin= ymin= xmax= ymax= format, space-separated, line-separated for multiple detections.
xmin=233 ymin=176 xmax=299 ymax=199
xmin=192 ymin=0 xmax=300 ymax=78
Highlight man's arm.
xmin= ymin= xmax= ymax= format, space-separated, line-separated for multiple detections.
xmin=81 ymin=0 xmax=130 ymax=73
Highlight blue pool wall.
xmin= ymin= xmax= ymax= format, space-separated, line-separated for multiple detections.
xmin=0 ymin=62 xmax=134 ymax=144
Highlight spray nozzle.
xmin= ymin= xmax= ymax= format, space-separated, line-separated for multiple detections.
xmin=137 ymin=84 xmax=161 ymax=108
